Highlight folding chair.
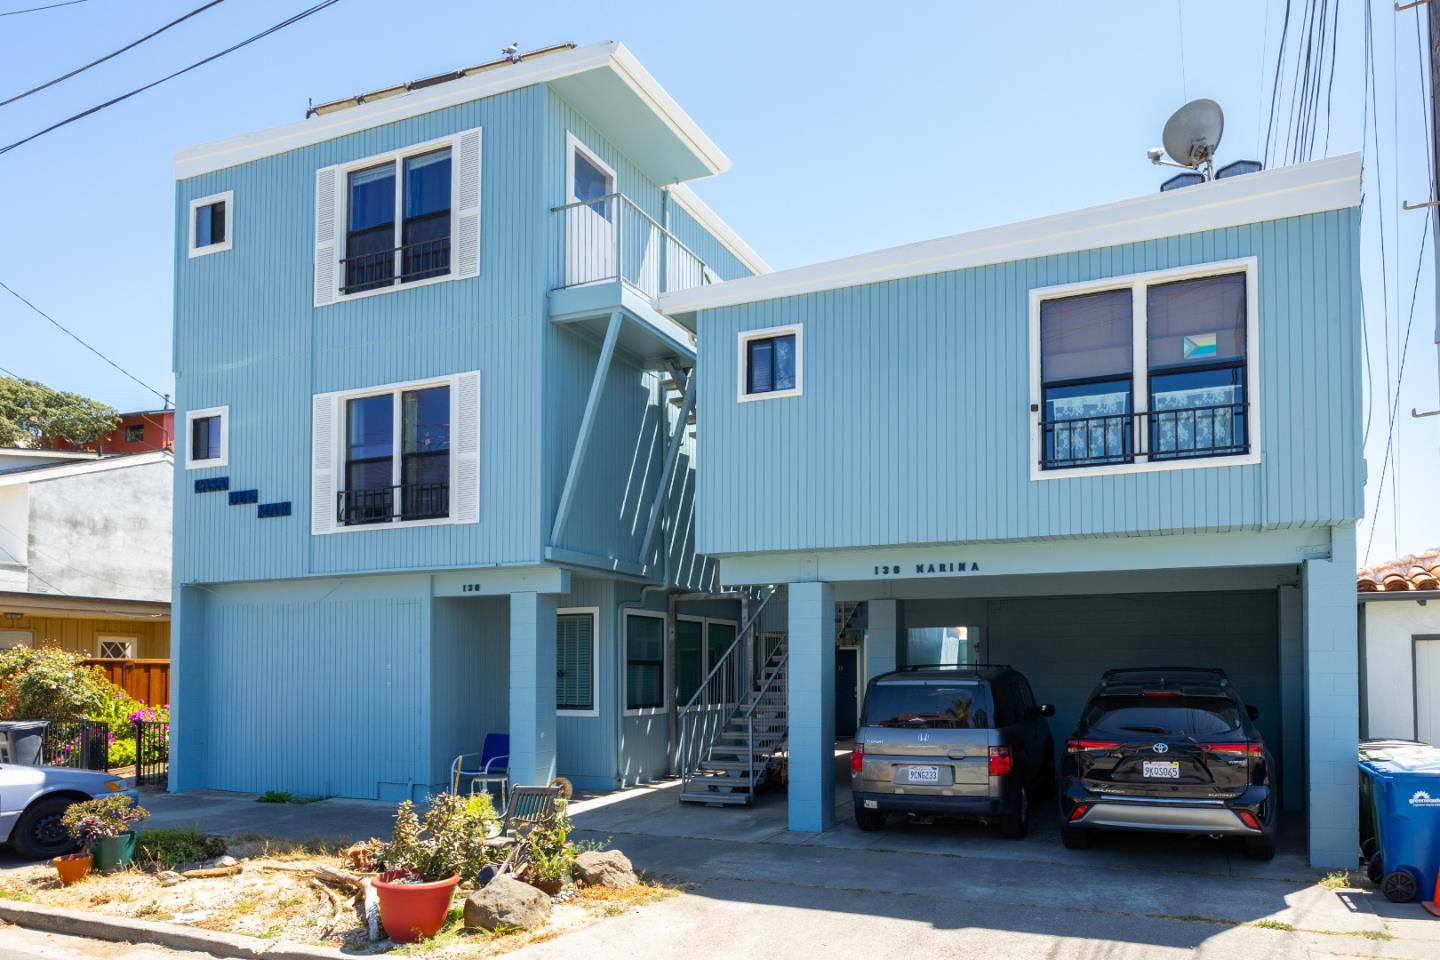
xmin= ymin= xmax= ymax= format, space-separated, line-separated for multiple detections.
xmin=450 ymin=733 xmax=509 ymax=811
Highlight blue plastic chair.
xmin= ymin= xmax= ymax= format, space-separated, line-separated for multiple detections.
xmin=450 ymin=733 xmax=510 ymax=812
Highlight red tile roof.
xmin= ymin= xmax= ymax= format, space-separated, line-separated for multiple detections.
xmin=1358 ymin=548 xmax=1440 ymax=592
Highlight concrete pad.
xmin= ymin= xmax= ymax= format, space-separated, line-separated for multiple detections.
xmin=138 ymin=789 xmax=396 ymax=843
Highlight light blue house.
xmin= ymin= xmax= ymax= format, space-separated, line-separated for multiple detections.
xmin=169 ymin=42 xmax=768 ymax=800
xmin=659 ymin=154 xmax=1364 ymax=867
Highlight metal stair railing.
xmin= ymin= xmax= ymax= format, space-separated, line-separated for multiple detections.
xmin=745 ymin=637 xmax=788 ymax=792
xmin=677 ymin=585 xmax=780 ymax=792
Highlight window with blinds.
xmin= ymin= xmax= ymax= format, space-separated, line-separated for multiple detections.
xmin=556 ymin=611 xmax=595 ymax=713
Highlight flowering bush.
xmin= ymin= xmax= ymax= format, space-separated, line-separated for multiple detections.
xmin=0 ymin=647 xmax=113 ymax=721
xmin=61 ymin=794 xmax=149 ymax=852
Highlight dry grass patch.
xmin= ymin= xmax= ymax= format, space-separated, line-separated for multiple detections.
xmin=0 ymin=853 xmax=680 ymax=957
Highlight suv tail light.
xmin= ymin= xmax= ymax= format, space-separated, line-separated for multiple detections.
xmin=1236 ymin=810 xmax=1262 ymax=830
xmin=1066 ymin=739 xmax=1120 ymax=754
xmin=850 ymin=743 xmax=864 ymax=775
xmin=1200 ymin=742 xmax=1264 ymax=757
xmin=987 ymin=745 xmax=1012 ymax=777
xmin=1068 ymin=803 xmax=1090 ymax=822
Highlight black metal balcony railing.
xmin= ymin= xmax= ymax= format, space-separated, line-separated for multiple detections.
xmin=337 ymin=482 xmax=450 ymax=526
xmin=551 ymin=192 xmax=713 ymax=299
xmin=1040 ymin=402 xmax=1248 ymax=470
xmin=341 ymin=237 xmax=451 ymax=294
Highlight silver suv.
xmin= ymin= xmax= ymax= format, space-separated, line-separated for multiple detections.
xmin=851 ymin=665 xmax=1055 ymax=838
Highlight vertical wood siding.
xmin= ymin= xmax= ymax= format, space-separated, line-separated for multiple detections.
xmin=430 ymin=596 xmax=509 ymax=789
xmin=694 ymin=209 xmax=1361 ymax=556
xmin=7 ymin=615 xmax=169 ymax=660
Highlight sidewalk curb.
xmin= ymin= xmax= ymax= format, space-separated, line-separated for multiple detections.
xmin=0 ymin=898 xmax=351 ymax=959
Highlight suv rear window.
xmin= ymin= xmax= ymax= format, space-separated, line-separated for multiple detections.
xmin=863 ymin=681 xmax=994 ymax=729
xmin=1082 ymin=695 xmax=1242 ymax=738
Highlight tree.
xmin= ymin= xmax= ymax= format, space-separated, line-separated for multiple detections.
xmin=0 ymin=376 xmax=119 ymax=449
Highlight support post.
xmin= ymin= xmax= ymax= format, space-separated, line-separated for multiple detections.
xmin=787 ymin=581 xmax=835 ymax=832
xmin=1302 ymin=526 xmax=1359 ymax=868
xmin=551 ymin=310 xmax=623 ymax=545
xmin=1277 ymin=584 xmax=1304 ymax=811
xmin=509 ymin=591 xmax=558 ymax=787
xmin=639 ymin=370 xmax=695 ymax=567
xmin=169 ymin=584 xmax=208 ymax=791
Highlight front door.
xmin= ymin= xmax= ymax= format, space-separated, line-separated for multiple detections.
xmin=1417 ymin=636 xmax=1440 ymax=744
xmin=835 ymin=647 xmax=860 ymax=738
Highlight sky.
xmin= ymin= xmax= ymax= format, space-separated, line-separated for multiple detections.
xmin=0 ymin=0 xmax=1435 ymax=564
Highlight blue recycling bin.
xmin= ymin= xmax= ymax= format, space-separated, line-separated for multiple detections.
xmin=1359 ymin=742 xmax=1440 ymax=903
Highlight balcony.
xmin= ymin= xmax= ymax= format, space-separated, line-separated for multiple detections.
xmin=551 ymin=193 xmax=713 ymax=300
xmin=1040 ymin=402 xmax=1249 ymax=471
xmin=337 ymin=482 xmax=449 ymax=526
xmin=340 ymin=237 xmax=452 ymax=295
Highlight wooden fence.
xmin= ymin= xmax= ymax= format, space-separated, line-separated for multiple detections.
xmin=81 ymin=658 xmax=169 ymax=706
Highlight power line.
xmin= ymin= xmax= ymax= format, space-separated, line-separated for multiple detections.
xmin=0 ymin=0 xmax=226 ymax=110
xmin=0 ymin=279 xmax=169 ymax=406
xmin=0 ymin=0 xmax=343 ymax=156
xmin=0 ymin=0 xmax=89 ymax=16
xmin=1175 ymin=0 xmax=1188 ymax=103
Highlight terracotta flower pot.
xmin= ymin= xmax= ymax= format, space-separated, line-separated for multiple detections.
xmin=53 ymin=852 xmax=92 ymax=886
xmin=374 ymin=870 xmax=460 ymax=943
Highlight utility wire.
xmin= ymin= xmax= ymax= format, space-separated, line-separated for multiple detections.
xmin=0 ymin=0 xmax=343 ymax=156
xmin=0 ymin=0 xmax=88 ymax=16
xmin=0 ymin=0 xmax=226 ymax=110
xmin=0 ymin=279 xmax=169 ymax=406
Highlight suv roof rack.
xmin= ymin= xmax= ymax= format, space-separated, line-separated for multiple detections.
xmin=1099 ymin=667 xmax=1229 ymax=689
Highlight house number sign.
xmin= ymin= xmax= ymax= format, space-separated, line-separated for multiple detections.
xmin=871 ymin=561 xmax=981 ymax=577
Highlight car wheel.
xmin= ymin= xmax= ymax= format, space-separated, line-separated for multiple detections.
xmin=1060 ymin=823 xmax=1091 ymax=850
xmin=9 ymin=795 xmax=80 ymax=860
xmin=854 ymin=805 xmax=885 ymax=832
xmin=1243 ymin=834 xmax=1276 ymax=862
xmin=999 ymin=785 xmax=1030 ymax=839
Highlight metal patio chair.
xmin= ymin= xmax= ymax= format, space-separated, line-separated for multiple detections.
xmin=450 ymin=733 xmax=509 ymax=812
xmin=485 ymin=783 xmax=565 ymax=878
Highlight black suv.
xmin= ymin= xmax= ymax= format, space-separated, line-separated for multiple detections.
xmin=851 ymin=665 xmax=1055 ymax=838
xmin=1059 ymin=667 xmax=1277 ymax=861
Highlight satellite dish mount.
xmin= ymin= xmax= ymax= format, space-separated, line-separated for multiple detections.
xmin=1149 ymin=98 xmax=1225 ymax=180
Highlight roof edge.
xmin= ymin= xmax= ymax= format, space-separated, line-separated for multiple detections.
xmin=174 ymin=41 xmax=729 ymax=180
xmin=0 ymin=450 xmax=172 ymax=487
xmin=659 ymin=153 xmax=1362 ymax=315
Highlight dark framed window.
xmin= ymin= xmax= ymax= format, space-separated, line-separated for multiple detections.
xmin=343 ymin=148 xmax=452 ymax=294
xmin=626 ymin=613 xmax=665 ymax=711
xmin=191 ymin=416 xmax=221 ymax=461
xmin=556 ymin=611 xmax=596 ymax=712
xmin=340 ymin=384 xmax=450 ymax=526
xmin=743 ymin=331 xmax=799 ymax=396
xmin=195 ymin=201 xmax=226 ymax=248
xmin=1145 ymin=273 xmax=1248 ymax=460
xmin=124 ymin=424 xmax=145 ymax=443
xmin=675 ymin=618 xmax=704 ymax=707
xmin=1039 ymin=288 xmax=1134 ymax=469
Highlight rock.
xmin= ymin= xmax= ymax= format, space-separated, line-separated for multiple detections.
xmin=463 ymin=877 xmax=552 ymax=931
xmin=573 ymin=850 xmax=636 ymax=889
xmin=156 ymin=871 xmax=183 ymax=887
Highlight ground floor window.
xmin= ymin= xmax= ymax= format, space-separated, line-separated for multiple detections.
xmin=625 ymin=612 xmax=665 ymax=712
xmin=556 ymin=610 xmax=596 ymax=714
xmin=0 ymin=629 xmax=31 ymax=651
xmin=96 ymin=635 xmax=137 ymax=659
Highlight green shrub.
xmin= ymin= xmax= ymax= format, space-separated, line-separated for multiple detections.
xmin=61 ymin=794 xmax=149 ymax=851
xmin=136 ymin=829 xmax=226 ymax=869
xmin=0 ymin=647 xmax=114 ymax=721
xmin=107 ymin=737 xmax=137 ymax=768
xmin=375 ymin=793 xmax=502 ymax=884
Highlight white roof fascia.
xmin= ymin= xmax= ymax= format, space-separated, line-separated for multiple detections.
xmin=0 ymin=451 xmax=172 ymax=488
xmin=175 ymin=42 xmax=730 ymax=180
xmin=667 ymin=183 xmax=771 ymax=275
xmin=659 ymin=153 xmax=1363 ymax=315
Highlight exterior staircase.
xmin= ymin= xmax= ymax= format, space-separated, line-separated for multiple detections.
xmin=679 ymin=642 xmax=788 ymax=805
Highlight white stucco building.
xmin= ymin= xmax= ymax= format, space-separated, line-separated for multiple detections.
xmin=1359 ymin=549 xmax=1440 ymax=745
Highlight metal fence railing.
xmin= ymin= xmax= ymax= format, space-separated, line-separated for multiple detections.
xmin=1039 ymin=402 xmax=1249 ymax=470
xmin=551 ymin=193 xmax=712 ymax=300
xmin=40 ymin=720 xmax=111 ymax=771
xmin=134 ymin=719 xmax=169 ymax=787
xmin=27 ymin=718 xmax=168 ymax=787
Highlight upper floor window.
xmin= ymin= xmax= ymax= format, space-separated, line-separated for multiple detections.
xmin=188 ymin=191 xmax=232 ymax=258
xmin=184 ymin=405 xmax=228 ymax=470
xmin=124 ymin=424 xmax=145 ymax=443
xmin=310 ymin=372 xmax=480 ymax=534
xmin=314 ymin=129 xmax=481 ymax=307
xmin=738 ymin=324 xmax=803 ymax=401
xmin=1031 ymin=258 xmax=1258 ymax=479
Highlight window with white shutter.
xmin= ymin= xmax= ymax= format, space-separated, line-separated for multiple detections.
xmin=312 ymin=371 xmax=480 ymax=534
xmin=556 ymin=609 xmax=597 ymax=715
xmin=314 ymin=129 xmax=481 ymax=306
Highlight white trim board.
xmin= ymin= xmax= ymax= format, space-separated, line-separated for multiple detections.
xmin=666 ymin=183 xmax=771 ymax=276
xmin=175 ymin=42 xmax=729 ymax=180
xmin=187 ymin=190 xmax=233 ymax=258
xmin=0 ymin=451 xmax=171 ymax=488
xmin=659 ymin=154 xmax=1361 ymax=315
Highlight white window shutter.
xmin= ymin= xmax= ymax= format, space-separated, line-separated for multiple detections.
xmin=314 ymin=165 xmax=339 ymax=307
xmin=311 ymin=393 xmax=337 ymax=534
xmin=453 ymin=128 xmax=482 ymax=280
xmin=453 ymin=371 xmax=480 ymax=524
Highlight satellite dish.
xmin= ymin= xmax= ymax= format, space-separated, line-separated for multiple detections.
xmin=1162 ymin=99 xmax=1224 ymax=169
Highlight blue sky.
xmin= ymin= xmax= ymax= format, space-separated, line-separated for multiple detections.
xmin=0 ymin=0 xmax=1434 ymax=562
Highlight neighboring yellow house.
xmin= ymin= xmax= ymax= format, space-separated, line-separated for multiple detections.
xmin=0 ymin=449 xmax=172 ymax=703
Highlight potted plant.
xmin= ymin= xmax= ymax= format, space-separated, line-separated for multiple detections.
xmin=61 ymin=794 xmax=149 ymax=874
xmin=521 ymin=810 xmax=574 ymax=895
xmin=373 ymin=794 xmax=499 ymax=943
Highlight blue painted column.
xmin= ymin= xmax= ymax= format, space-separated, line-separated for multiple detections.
xmin=866 ymin=599 xmax=899 ymax=683
xmin=509 ymin=591 xmax=558 ymax=788
xmin=1302 ymin=526 xmax=1359 ymax=867
xmin=787 ymin=581 xmax=835 ymax=832
xmin=168 ymin=584 xmax=207 ymax=792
